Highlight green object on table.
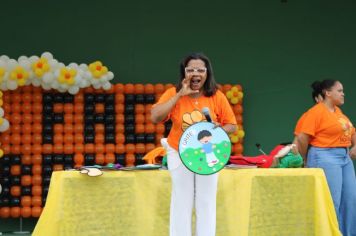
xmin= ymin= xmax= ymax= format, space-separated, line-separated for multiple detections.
xmin=276 ymin=152 xmax=303 ymax=168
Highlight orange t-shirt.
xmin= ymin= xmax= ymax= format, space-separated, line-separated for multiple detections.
xmin=294 ymin=106 xmax=342 ymax=135
xmin=298 ymin=103 xmax=355 ymax=147
xmin=153 ymin=87 xmax=237 ymax=151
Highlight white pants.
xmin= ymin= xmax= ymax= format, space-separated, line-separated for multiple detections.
xmin=162 ymin=139 xmax=218 ymax=236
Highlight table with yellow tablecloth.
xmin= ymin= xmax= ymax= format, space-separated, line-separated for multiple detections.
xmin=32 ymin=168 xmax=341 ymax=236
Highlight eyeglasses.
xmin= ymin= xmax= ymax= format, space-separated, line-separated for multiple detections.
xmin=185 ymin=67 xmax=207 ymax=74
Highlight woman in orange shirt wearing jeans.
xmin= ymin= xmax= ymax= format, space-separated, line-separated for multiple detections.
xmin=297 ymin=79 xmax=356 ymax=236
xmin=151 ymin=52 xmax=236 ymax=236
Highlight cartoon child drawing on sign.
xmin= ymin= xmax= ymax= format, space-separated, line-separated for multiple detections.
xmin=198 ymin=130 xmax=219 ymax=167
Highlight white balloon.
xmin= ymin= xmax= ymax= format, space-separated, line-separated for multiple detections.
xmin=42 ymin=52 xmax=53 ymax=60
xmin=0 ymin=119 xmax=9 ymax=132
xmin=18 ymin=55 xmax=28 ymax=62
xmin=107 ymin=71 xmax=114 ymax=80
xmin=103 ymin=82 xmax=112 ymax=90
xmin=6 ymin=80 xmax=17 ymax=90
xmin=68 ymin=86 xmax=79 ymax=95
xmin=0 ymin=107 xmax=4 ymax=116
xmin=93 ymin=83 xmax=101 ymax=89
xmin=29 ymin=55 xmax=39 ymax=63
xmin=0 ymin=55 xmax=10 ymax=61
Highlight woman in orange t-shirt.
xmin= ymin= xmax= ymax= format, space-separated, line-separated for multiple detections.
xmin=296 ymin=80 xmax=356 ymax=236
xmin=151 ymin=52 xmax=237 ymax=236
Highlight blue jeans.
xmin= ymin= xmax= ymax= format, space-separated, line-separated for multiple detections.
xmin=308 ymin=147 xmax=356 ymax=236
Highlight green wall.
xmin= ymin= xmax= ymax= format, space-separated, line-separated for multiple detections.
xmin=2 ymin=0 xmax=355 ymax=155
xmin=1 ymin=0 xmax=356 ymax=232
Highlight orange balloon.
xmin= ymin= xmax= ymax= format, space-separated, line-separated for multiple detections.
xmin=21 ymin=144 xmax=32 ymax=155
xmin=124 ymin=83 xmax=135 ymax=94
xmin=64 ymin=144 xmax=74 ymax=154
xmin=74 ymin=135 xmax=84 ymax=144
xmin=95 ymin=153 xmax=105 ymax=165
xmin=53 ymin=103 xmax=63 ymax=113
xmin=11 ymin=103 xmax=22 ymax=113
xmin=31 ymin=207 xmax=42 ymax=217
xmin=135 ymin=114 xmax=145 ymax=124
xmin=21 ymin=175 xmax=32 ymax=186
xmin=64 ymin=104 xmax=74 ymax=114
xmin=32 ymin=103 xmax=43 ymax=113
xmin=165 ymin=83 xmax=174 ymax=90
xmin=145 ymin=113 xmax=153 ymax=124
xmin=32 ymin=93 xmax=42 ymax=103
xmin=155 ymin=134 xmax=164 ymax=145
xmin=10 ymin=186 xmax=21 ymax=197
xmin=0 ymin=133 xmax=11 ymax=144
xmin=32 ymin=175 xmax=42 ymax=186
xmin=233 ymin=104 xmax=243 ymax=114
xmin=236 ymin=114 xmax=243 ymax=124
xmin=22 ymin=124 xmax=32 ymax=134
xmin=22 ymin=114 xmax=33 ymax=124
xmin=11 ymin=93 xmax=22 ymax=103
xmin=10 ymin=207 xmax=21 ymax=218
xmin=85 ymin=144 xmax=95 ymax=153
xmin=115 ymin=114 xmax=124 ymax=124
xmin=135 ymin=143 xmax=146 ymax=154
xmin=11 ymin=113 xmax=22 ymax=125
xmin=144 ymin=84 xmax=155 ymax=94
xmin=135 ymin=104 xmax=145 ymax=114
xmin=22 ymin=134 xmax=32 ymax=144
xmin=155 ymin=123 xmax=165 ymax=134
xmin=95 ymin=134 xmax=105 ymax=144
xmin=53 ymin=144 xmax=63 ymax=154
xmin=64 ymin=134 xmax=74 ymax=144
xmin=95 ymin=144 xmax=105 ymax=154
xmin=145 ymin=143 xmax=156 ymax=153
xmin=0 ymin=207 xmax=11 ymax=218
xmin=145 ymin=123 xmax=155 ymax=133
xmin=222 ymin=84 xmax=232 ymax=93
xmin=32 ymin=155 xmax=42 ymax=165
xmin=144 ymin=104 xmax=152 ymax=114
xmin=115 ymin=93 xmax=124 ymax=104
xmin=105 ymin=153 xmax=115 ymax=164
xmin=85 ymin=86 xmax=94 ymax=93
xmin=64 ymin=114 xmax=74 ymax=124
xmin=32 ymin=144 xmax=42 ymax=155
xmin=74 ymin=153 xmax=84 ymax=165
xmin=74 ymin=143 xmax=84 ymax=154
xmin=115 ymin=144 xmax=125 ymax=154
xmin=33 ymin=115 xmax=43 ymax=125
xmin=114 ymin=83 xmax=124 ymax=93
xmin=95 ymin=103 xmax=105 ymax=113
xmin=53 ymin=164 xmax=63 ymax=171
xmin=154 ymin=83 xmax=165 ymax=94
xmin=10 ymin=165 xmax=21 ymax=175
xmin=22 ymin=102 xmax=32 ymax=114
xmin=116 ymin=124 xmax=124 ymax=133
xmin=10 ymin=134 xmax=22 ymax=145
xmin=74 ymin=113 xmax=84 ymax=124
xmin=32 ymin=186 xmax=42 ymax=196
xmin=105 ymin=144 xmax=115 ymax=154
xmin=54 ymin=134 xmax=64 ymax=144
xmin=125 ymin=153 xmax=136 ymax=167
xmin=115 ymin=103 xmax=124 ymax=114
xmin=31 ymin=196 xmax=42 ymax=207
xmin=54 ymin=124 xmax=64 ymax=134
xmin=74 ymin=93 xmax=84 ymax=103
xmin=42 ymin=144 xmax=53 ymax=154
xmin=21 ymin=207 xmax=32 ymax=218
xmin=95 ymin=124 xmax=104 ymax=134
xmin=64 ymin=124 xmax=73 ymax=134
xmin=21 ymin=154 xmax=32 ymax=165
xmin=11 ymin=145 xmax=21 ymax=154
xmin=11 ymin=124 xmax=21 ymax=134
xmin=32 ymin=164 xmax=42 ymax=175
xmin=134 ymin=84 xmax=145 ymax=94
xmin=21 ymin=196 xmax=32 ymax=207
xmin=32 ymin=135 xmax=42 ymax=144
xmin=135 ymin=124 xmax=145 ymax=133
xmin=125 ymin=144 xmax=135 ymax=154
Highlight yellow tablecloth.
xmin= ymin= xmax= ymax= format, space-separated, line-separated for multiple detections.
xmin=32 ymin=168 xmax=341 ymax=236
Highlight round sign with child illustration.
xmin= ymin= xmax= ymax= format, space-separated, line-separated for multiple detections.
xmin=178 ymin=121 xmax=231 ymax=175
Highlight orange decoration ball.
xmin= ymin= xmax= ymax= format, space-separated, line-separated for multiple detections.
xmin=105 ymin=153 xmax=116 ymax=164
xmin=32 ymin=196 xmax=42 ymax=207
xmin=21 ymin=207 xmax=32 ymax=218
xmin=32 ymin=175 xmax=42 ymax=186
xmin=114 ymin=83 xmax=124 ymax=93
xmin=21 ymin=196 xmax=32 ymax=207
xmin=134 ymin=84 xmax=145 ymax=94
xmin=144 ymin=84 xmax=155 ymax=94
xmin=135 ymin=143 xmax=146 ymax=154
xmin=10 ymin=207 xmax=21 ymax=218
xmin=124 ymin=83 xmax=135 ymax=94
xmin=31 ymin=206 xmax=42 ymax=217
xmin=21 ymin=175 xmax=32 ymax=186
xmin=95 ymin=153 xmax=105 ymax=165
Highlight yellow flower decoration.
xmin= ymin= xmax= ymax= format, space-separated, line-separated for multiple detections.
xmin=32 ymin=58 xmax=50 ymax=77
xmin=229 ymin=127 xmax=245 ymax=144
xmin=226 ymin=86 xmax=244 ymax=105
xmin=89 ymin=61 xmax=108 ymax=78
xmin=10 ymin=66 xmax=29 ymax=86
xmin=58 ymin=67 xmax=76 ymax=85
xmin=0 ymin=67 xmax=5 ymax=83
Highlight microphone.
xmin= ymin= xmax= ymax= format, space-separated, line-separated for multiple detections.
xmin=202 ymin=107 xmax=212 ymax=122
